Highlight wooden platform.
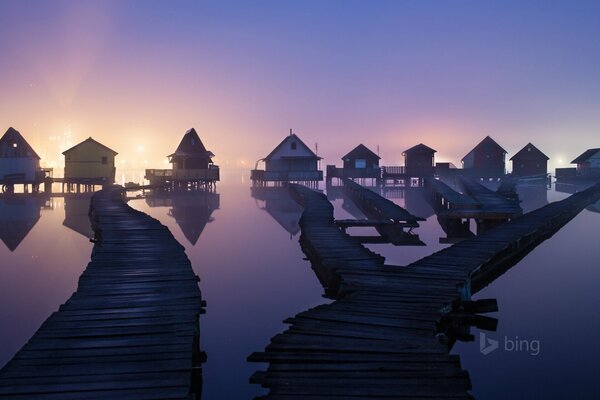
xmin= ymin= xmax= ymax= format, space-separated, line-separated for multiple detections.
xmin=0 ymin=186 xmax=204 ymax=399
xmin=249 ymin=182 xmax=600 ymax=399
xmin=458 ymin=177 xmax=522 ymax=219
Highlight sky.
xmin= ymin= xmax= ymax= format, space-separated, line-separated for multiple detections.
xmin=1 ymin=0 xmax=599 ymax=171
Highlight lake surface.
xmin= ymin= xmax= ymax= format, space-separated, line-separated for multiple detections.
xmin=0 ymin=171 xmax=599 ymax=398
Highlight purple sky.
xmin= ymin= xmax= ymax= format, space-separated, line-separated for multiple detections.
xmin=1 ymin=0 xmax=599 ymax=170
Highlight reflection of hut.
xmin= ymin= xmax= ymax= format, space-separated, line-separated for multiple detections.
xmin=251 ymin=131 xmax=322 ymax=185
xmin=587 ymin=199 xmax=600 ymax=214
xmin=403 ymin=144 xmax=436 ymax=177
xmin=63 ymin=137 xmax=118 ymax=183
xmin=462 ymin=136 xmax=507 ymax=178
xmin=403 ymin=188 xmax=435 ymax=219
xmin=510 ymin=143 xmax=549 ymax=177
xmin=62 ymin=195 xmax=94 ymax=238
xmin=516 ymin=184 xmax=548 ymax=213
xmin=0 ymin=195 xmax=42 ymax=251
xmin=0 ymin=127 xmax=45 ymax=191
xmin=168 ymin=192 xmax=220 ymax=245
xmin=251 ymin=187 xmax=304 ymax=237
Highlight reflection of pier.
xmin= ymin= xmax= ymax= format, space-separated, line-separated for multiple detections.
xmin=0 ymin=194 xmax=48 ymax=251
xmin=251 ymin=186 xmax=303 ymax=237
xmin=249 ymin=182 xmax=600 ymax=399
xmin=63 ymin=194 xmax=94 ymax=239
xmin=0 ymin=186 xmax=205 ymax=398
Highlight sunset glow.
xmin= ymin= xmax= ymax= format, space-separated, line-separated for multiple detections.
xmin=1 ymin=1 xmax=599 ymax=172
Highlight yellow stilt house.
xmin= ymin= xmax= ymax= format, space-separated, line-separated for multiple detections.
xmin=63 ymin=137 xmax=118 ymax=184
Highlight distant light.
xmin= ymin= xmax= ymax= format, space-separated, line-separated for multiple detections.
xmin=558 ymin=159 xmax=564 ymax=164
xmin=138 ymin=146 xmax=144 ymax=152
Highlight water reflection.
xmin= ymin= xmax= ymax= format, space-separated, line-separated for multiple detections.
xmin=0 ymin=194 xmax=48 ymax=251
xmin=250 ymin=186 xmax=303 ymax=238
xmin=145 ymin=190 xmax=220 ymax=245
xmin=63 ymin=194 xmax=94 ymax=239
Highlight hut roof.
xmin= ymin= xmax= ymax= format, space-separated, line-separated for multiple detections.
xmin=263 ymin=133 xmax=321 ymax=161
xmin=461 ymin=136 xmax=507 ymax=161
xmin=571 ymin=148 xmax=600 ymax=164
xmin=62 ymin=137 xmax=118 ymax=155
xmin=167 ymin=128 xmax=214 ymax=159
xmin=510 ymin=143 xmax=549 ymax=161
xmin=403 ymin=143 xmax=437 ymax=155
xmin=342 ymin=144 xmax=380 ymax=161
xmin=0 ymin=127 xmax=41 ymax=159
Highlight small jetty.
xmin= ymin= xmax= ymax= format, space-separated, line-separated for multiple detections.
xmin=0 ymin=186 xmax=204 ymax=399
xmin=250 ymin=181 xmax=600 ymax=399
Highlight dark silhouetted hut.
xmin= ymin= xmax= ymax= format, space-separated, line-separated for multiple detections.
xmin=251 ymin=131 xmax=322 ymax=185
xmin=0 ymin=127 xmax=43 ymax=186
xmin=168 ymin=192 xmax=219 ymax=245
xmin=63 ymin=138 xmax=118 ymax=183
xmin=168 ymin=128 xmax=215 ymax=171
xmin=510 ymin=143 xmax=549 ymax=177
xmin=403 ymin=144 xmax=436 ymax=177
xmin=461 ymin=136 xmax=507 ymax=177
xmin=342 ymin=144 xmax=380 ymax=170
xmin=571 ymin=148 xmax=600 ymax=177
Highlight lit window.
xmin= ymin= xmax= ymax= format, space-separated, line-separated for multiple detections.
xmin=12 ymin=143 xmax=17 ymax=148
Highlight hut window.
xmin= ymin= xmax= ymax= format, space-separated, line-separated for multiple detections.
xmin=355 ymin=159 xmax=366 ymax=169
xmin=12 ymin=143 xmax=17 ymax=148
xmin=101 ymin=156 xmax=108 ymax=165
xmin=291 ymin=142 xmax=297 ymax=150
xmin=191 ymin=138 xmax=196 ymax=146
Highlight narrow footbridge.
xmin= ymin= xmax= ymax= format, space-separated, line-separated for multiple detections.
xmin=0 ymin=186 xmax=204 ymax=400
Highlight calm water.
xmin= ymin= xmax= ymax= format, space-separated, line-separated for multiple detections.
xmin=1 ymin=172 xmax=599 ymax=399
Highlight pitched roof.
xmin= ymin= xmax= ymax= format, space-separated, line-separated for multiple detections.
xmin=510 ymin=143 xmax=549 ymax=161
xmin=167 ymin=128 xmax=214 ymax=159
xmin=263 ymin=133 xmax=321 ymax=161
xmin=342 ymin=144 xmax=380 ymax=160
xmin=461 ymin=136 xmax=507 ymax=161
xmin=571 ymin=148 xmax=600 ymax=164
xmin=62 ymin=137 xmax=118 ymax=155
xmin=403 ymin=143 xmax=437 ymax=155
xmin=0 ymin=127 xmax=41 ymax=159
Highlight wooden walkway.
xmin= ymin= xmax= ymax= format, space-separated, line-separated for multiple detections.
xmin=250 ymin=182 xmax=600 ymax=399
xmin=343 ymin=178 xmax=424 ymax=227
xmin=458 ymin=177 xmax=522 ymax=219
xmin=0 ymin=186 xmax=204 ymax=399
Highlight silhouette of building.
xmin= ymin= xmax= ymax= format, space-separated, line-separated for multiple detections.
xmin=63 ymin=137 xmax=117 ymax=183
xmin=251 ymin=131 xmax=322 ymax=185
xmin=0 ymin=195 xmax=42 ymax=251
xmin=146 ymin=128 xmax=219 ymax=188
xmin=571 ymin=148 xmax=600 ymax=177
xmin=326 ymin=144 xmax=380 ymax=183
xmin=0 ymin=127 xmax=44 ymax=187
xmin=510 ymin=143 xmax=549 ymax=177
xmin=403 ymin=144 xmax=436 ymax=177
xmin=461 ymin=136 xmax=507 ymax=178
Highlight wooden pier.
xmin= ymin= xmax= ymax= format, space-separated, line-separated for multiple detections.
xmin=0 ymin=186 xmax=205 ymax=399
xmin=249 ymin=182 xmax=600 ymax=399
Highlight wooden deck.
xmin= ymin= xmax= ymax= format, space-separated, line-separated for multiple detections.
xmin=0 ymin=186 xmax=204 ymax=399
xmin=249 ymin=182 xmax=600 ymax=399
xmin=343 ymin=178 xmax=424 ymax=226
xmin=458 ymin=177 xmax=522 ymax=219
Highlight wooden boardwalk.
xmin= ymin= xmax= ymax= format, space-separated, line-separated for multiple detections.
xmin=458 ymin=177 xmax=522 ymax=219
xmin=343 ymin=178 xmax=424 ymax=227
xmin=0 ymin=186 xmax=204 ymax=399
xmin=250 ymin=182 xmax=600 ymax=399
